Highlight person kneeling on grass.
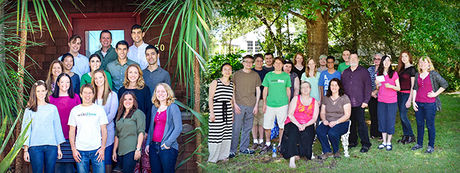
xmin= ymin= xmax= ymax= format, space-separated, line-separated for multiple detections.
xmin=280 ymin=81 xmax=319 ymax=168
xmin=316 ymin=78 xmax=351 ymax=159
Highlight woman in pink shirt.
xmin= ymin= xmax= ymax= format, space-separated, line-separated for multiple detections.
xmin=411 ymin=56 xmax=448 ymax=153
xmin=146 ymin=83 xmax=182 ymax=173
xmin=49 ymin=73 xmax=81 ymax=172
xmin=280 ymin=81 xmax=319 ymax=168
xmin=376 ymin=55 xmax=400 ymax=151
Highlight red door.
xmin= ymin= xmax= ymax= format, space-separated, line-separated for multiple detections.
xmin=69 ymin=12 xmax=140 ymax=56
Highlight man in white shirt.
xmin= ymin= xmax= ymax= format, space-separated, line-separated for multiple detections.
xmin=69 ymin=84 xmax=108 ymax=173
xmin=127 ymin=24 xmax=160 ymax=69
xmin=58 ymin=35 xmax=90 ymax=79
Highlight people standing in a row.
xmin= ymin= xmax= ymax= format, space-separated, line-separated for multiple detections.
xmin=376 ymin=55 xmax=400 ymax=151
xmin=91 ymin=69 xmax=118 ymax=172
xmin=319 ymin=56 xmax=341 ymax=100
xmin=61 ymin=53 xmax=81 ymax=95
xmin=69 ymin=84 xmax=108 ymax=173
xmin=146 ymin=83 xmax=182 ymax=173
xmin=207 ymin=63 xmax=234 ymax=163
xmin=292 ymin=53 xmax=305 ymax=78
xmin=368 ymin=53 xmax=382 ymax=139
xmin=251 ymin=54 xmax=268 ymax=150
xmin=396 ymin=51 xmax=416 ymax=144
xmin=283 ymin=60 xmax=300 ymax=101
xmin=112 ymin=92 xmax=145 ymax=173
xmin=21 ymin=80 xmax=65 ymax=173
xmin=337 ymin=50 xmax=351 ymax=73
xmin=80 ymin=54 xmax=113 ymax=89
xmin=49 ymin=73 xmax=81 ymax=172
xmin=411 ymin=56 xmax=448 ymax=153
xmin=58 ymin=35 xmax=90 ymax=79
xmin=261 ymin=57 xmax=291 ymax=152
xmin=45 ymin=60 xmax=64 ymax=93
xmin=106 ymin=41 xmax=139 ymax=93
xmin=230 ymin=55 xmax=261 ymax=158
xmin=341 ymin=53 xmax=372 ymax=153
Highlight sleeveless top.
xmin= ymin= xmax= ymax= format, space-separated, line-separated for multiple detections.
xmin=285 ymin=96 xmax=315 ymax=124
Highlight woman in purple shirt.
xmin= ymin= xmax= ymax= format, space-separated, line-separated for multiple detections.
xmin=411 ymin=56 xmax=448 ymax=153
xmin=49 ymin=73 xmax=81 ymax=172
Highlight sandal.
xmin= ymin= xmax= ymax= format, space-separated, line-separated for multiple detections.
xmin=386 ymin=144 xmax=392 ymax=151
xmin=378 ymin=143 xmax=385 ymax=149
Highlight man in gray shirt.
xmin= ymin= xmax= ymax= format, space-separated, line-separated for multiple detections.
xmin=106 ymin=40 xmax=138 ymax=92
xmin=142 ymin=45 xmax=171 ymax=94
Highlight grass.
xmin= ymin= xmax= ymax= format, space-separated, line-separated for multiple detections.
xmin=202 ymin=94 xmax=460 ymax=172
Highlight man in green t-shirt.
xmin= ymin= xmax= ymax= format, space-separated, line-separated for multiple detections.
xmin=261 ymin=57 xmax=291 ymax=153
xmin=338 ymin=50 xmax=351 ymax=72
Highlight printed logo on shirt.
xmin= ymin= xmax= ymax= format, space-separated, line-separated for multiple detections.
xmin=270 ymin=79 xmax=285 ymax=83
xmin=77 ymin=112 xmax=97 ymax=117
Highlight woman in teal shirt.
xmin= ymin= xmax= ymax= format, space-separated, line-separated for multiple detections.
xmin=80 ymin=54 xmax=113 ymax=89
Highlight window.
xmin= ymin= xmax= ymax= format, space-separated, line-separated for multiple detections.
xmin=85 ymin=30 xmax=125 ymax=57
xmin=247 ymin=41 xmax=254 ymax=53
xmin=255 ymin=41 xmax=261 ymax=53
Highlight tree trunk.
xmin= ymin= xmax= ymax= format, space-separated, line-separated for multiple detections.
xmin=15 ymin=6 xmax=27 ymax=173
xmin=193 ymin=57 xmax=202 ymax=173
xmin=306 ymin=10 xmax=328 ymax=62
xmin=351 ymin=8 xmax=358 ymax=53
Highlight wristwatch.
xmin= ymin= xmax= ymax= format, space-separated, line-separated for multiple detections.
xmin=136 ymin=148 xmax=141 ymax=151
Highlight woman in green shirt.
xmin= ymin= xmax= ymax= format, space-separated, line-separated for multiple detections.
xmin=80 ymin=54 xmax=113 ymax=89
xmin=112 ymin=91 xmax=145 ymax=173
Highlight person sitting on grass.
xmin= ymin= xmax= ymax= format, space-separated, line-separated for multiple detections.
xmin=316 ymin=78 xmax=351 ymax=159
xmin=280 ymin=81 xmax=319 ymax=168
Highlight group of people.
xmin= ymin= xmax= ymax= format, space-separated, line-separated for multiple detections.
xmin=21 ymin=25 xmax=182 ymax=173
xmin=207 ymin=51 xmax=448 ymax=168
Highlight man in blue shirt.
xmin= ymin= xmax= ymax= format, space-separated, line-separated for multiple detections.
xmin=58 ymin=35 xmax=89 ymax=79
xmin=319 ymin=56 xmax=341 ymax=101
xmin=142 ymin=45 xmax=171 ymax=94
xmin=106 ymin=40 xmax=138 ymax=92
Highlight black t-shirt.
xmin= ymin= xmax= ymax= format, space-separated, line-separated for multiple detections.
xmin=398 ymin=66 xmax=416 ymax=91
xmin=253 ymin=68 xmax=269 ymax=100
xmin=292 ymin=66 xmax=305 ymax=80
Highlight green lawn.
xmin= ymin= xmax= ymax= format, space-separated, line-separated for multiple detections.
xmin=202 ymin=94 xmax=460 ymax=172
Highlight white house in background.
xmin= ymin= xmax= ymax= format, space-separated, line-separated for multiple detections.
xmin=231 ymin=26 xmax=266 ymax=56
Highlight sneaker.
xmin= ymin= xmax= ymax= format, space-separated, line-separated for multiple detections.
xmin=386 ymin=144 xmax=392 ymax=151
xmin=333 ymin=152 xmax=341 ymax=158
xmin=240 ymin=149 xmax=255 ymax=155
xmin=229 ymin=152 xmax=236 ymax=158
xmin=425 ymin=146 xmax=434 ymax=153
xmin=260 ymin=144 xmax=271 ymax=154
xmin=318 ymin=152 xmax=333 ymax=160
xmin=378 ymin=143 xmax=386 ymax=149
xmin=411 ymin=144 xmax=423 ymax=151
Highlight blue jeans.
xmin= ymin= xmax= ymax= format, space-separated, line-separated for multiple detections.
xmin=149 ymin=142 xmax=178 ymax=173
xmin=104 ymin=144 xmax=113 ymax=165
xmin=29 ymin=145 xmax=58 ymax=173
xmin=377 ymin=102 xmax=397 ymax=134
xmin=316 ymin=121 xmax=350 ymax=153
xmin=76 ymin=148 xmax=105 ymax=173
xmin=397 ymin=92 xmax=414 ymax=136
xmin=415 ymin=102 xmax=436 ymax=147
xmin=118 ymin=151 xmax=136 ymax=173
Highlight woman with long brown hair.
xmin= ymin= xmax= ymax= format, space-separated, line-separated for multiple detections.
xmin=21 ymin=80 xmax=65 ymax=173
xmin=396 ymin=51 xmax=416 ymax=144
xmin=45 ymin=60 xmax=64 ymax=93
xmin=112 ymin=92 xmax=145 ymax=173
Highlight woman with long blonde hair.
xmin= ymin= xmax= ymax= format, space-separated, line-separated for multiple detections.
xmin=45 ymin=60 xmax=64 ymax=93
